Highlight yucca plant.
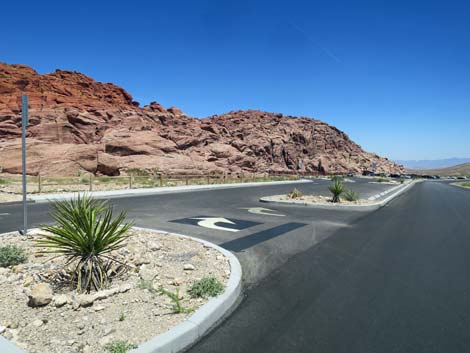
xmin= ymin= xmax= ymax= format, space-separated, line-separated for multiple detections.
xmin=288 ymin=188 xmax=303 ymax=199
xmin=36 ymin=195 xmax=134 ymax=293
xmin=329 ymin=179 xmax=345 ymax=203
xmin=343 ymin=189 xmax=359 ymax=202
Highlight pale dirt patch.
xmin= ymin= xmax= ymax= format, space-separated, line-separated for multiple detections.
xmin=0 ymin=191 xmax=22 ymax=203
xmin=268 ymin=194 xmax=374 ymax=205
xmin=0 ymin=229 xmax=230 ymax=353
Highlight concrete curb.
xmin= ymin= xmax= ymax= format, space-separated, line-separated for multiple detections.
xmin=260 ymin=181 xmax=417 ymax=212
xmin=130 ymin=227 xmax=242 ymax=353
xmin=0 ymin=227 xmax=243 ymax=353
xmin=28 ymin=179 xmax=312 ymax=203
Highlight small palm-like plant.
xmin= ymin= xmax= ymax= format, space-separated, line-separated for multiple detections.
xmin=329 ymin=179 xmax=345 ymax=203
xmin=288 ymin=188 xmax=303 ymax=199
xmin=36 ymin=195 xmax=134 ymax=293
xmin=343 ymin=189 xmax=359 ymax=202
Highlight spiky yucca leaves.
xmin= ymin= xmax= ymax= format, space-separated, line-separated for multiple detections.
xmin=36 ymin=195 xmax=134 ymax=293
xmin=329 ymin=179 xmax=345 ymax=203
xmin=343 ymin=189 xmax=359 ymax=202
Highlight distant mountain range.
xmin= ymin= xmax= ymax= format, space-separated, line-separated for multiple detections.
xmin=406 ymin=163 xmax=470 ymax=177
xmin=396 ymin=158 xmax=470 ymax=170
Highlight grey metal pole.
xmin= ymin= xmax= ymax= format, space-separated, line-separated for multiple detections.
xmin=21 ymin=96 xmax=28 ymax=235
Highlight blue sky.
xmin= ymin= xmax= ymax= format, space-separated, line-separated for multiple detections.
xmin=2 ymin=0 xmax=470 ymax=160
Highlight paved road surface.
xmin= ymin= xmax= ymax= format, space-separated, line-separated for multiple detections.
xmin=186 ymin=181 xmax=470 ymax=353
xmin=3 ymin=178 xmax=462 ymax=353
xmin=0 ymin=177 xmax=395 ymax=285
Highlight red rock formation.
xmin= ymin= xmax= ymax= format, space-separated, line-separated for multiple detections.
xmin=0 ymin=62 xmax=403 ymax=176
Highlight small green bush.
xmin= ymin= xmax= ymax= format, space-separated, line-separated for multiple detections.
xmin=104 ymin=340 xmax=137 ymax=353
xmin=376 ymin=178 xmax=388 ymax=183
xmin=159 ymin=287 xmax=193 ymax=314
xmin=329 ymin=179 xmax=345 ymax=203
xmin=331 ymin=175 xmax=343 ymax=182
xmin=0 ymin=245 xmax=28 ymax=267
xmin=288 ymin=188 xmax=303 ymax=199
xmin=343 ymin=189 xmax=359 ymax=202
xmin=0 ymin=178 xmax=10 ymax=185
xmin=188 ymin=277 xmax=224 ymax=298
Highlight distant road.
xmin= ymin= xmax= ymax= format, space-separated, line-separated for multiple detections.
xmin=186 ymin=182 xmax=470 ymax=353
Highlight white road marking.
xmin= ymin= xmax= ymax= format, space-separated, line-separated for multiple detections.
xmin=0 ymin=213 xmax=9 ymax=216
xmin=190 ymin=217 xmax=240 ymax=232
xmin=240 ymin=207 xmax=285 ymax=217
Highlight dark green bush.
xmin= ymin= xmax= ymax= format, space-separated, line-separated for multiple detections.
xmin=105 ymin=340 xmax=137 ymax=353
xmin=188 ymin=277 xmax=224 ymax=298
xmin=0 ymin=245 xmax=28 ymax=267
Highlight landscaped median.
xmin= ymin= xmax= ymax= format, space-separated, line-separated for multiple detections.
xmin=260 ymin=180 xmax=416 ymax=211
xmin=0 ymin=224 xmax=241 ymax=353
xmin=452 ymin=181 xmax=470 ymax=190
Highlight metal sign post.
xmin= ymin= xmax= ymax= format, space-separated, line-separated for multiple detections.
xmin=20 ymin=96 xmax=28 ymax=235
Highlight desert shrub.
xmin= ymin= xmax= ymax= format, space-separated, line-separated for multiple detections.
xmin=36 ymin=194 xmax=134 ymax=293
xmin=159 ymin=287 xmax=193 ymax=314
xmin=0 ymin=245 xmax=28 ymax=267
xmin=376 ymin=178 xmax=388 ymax=183
xmin=331 ymin=175 xmax=343 ymax=182
xmin=0 ymin=178 xmax=10 ymax=185
xmin=343 ymin=189 xmax=359 ymax=202
xmin=188 ymin=277 xmax=224 ymax=298
xmin=104 ymin=340 xmax=137 ymax=353
xmin=127 ymin=168 xmax=150 ymax=177
xmin=329 ymin=179 xmax=345 ymax=203
xmin=288 ymin=188 xmax=303 ymax=199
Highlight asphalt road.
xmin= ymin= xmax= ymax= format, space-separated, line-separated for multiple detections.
xmin=186 ymin=181 xmax=470 ymax=353
xmin=0 ymin=177 xmax=394 ymax=285
xmin=4 ymin=178 xmax=463 ymax=353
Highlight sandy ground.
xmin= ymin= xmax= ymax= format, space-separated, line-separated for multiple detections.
xmin=0 ymin=229 xmax=230 ymax=353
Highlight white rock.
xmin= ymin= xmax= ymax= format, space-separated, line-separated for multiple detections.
xmin=32 ymin=319 xmax=43 ymax=327
xmin=148 ymin=241 xmax=162 ymax=251
xmin=93 ymin=305 xmax=105 ymax=312
xmin=183 ymin=264 xmax=195 ymax=271
xmin=28 ymin=283 xmax=53 ymax=307
xmin=0 ymin=325 xmax=6 ymax=334
xmin=52 ymin=294 xmax=69 ymax=307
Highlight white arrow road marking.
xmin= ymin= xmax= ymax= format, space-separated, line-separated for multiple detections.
xmin=240 ymin=207 xmax=285 ymax=217
xmin=190 ymin=217 xmax=240 ymax=232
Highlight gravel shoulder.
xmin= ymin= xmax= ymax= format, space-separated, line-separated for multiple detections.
xmin=0 ymin=228 xmax=231 ymax=353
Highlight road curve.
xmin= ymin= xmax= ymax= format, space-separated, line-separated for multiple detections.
xmin=186 ymin=181 xmax=470 ymax=353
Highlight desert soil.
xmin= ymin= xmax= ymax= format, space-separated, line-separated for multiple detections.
xmin=268 ymin=194 xmax=374 ymax=205
xmin=0 ymin=229 xmax=230 ymax=353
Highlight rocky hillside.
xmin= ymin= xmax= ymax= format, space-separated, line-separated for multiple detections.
xmin=0 ymin=62 xmax=403 ymax=176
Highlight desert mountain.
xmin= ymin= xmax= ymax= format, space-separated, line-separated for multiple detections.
xmin=407 ymin=163 xmax=470 ymax=177
xmin=0 ymin=62 xmax=403 ymax=176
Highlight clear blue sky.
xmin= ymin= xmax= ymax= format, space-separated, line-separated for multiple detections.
xmin=2 ymin=0 xmax=470 ymax=160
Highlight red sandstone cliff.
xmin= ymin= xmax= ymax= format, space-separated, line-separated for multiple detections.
xmin=0 ymin=62 xmax=403 ymax=176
